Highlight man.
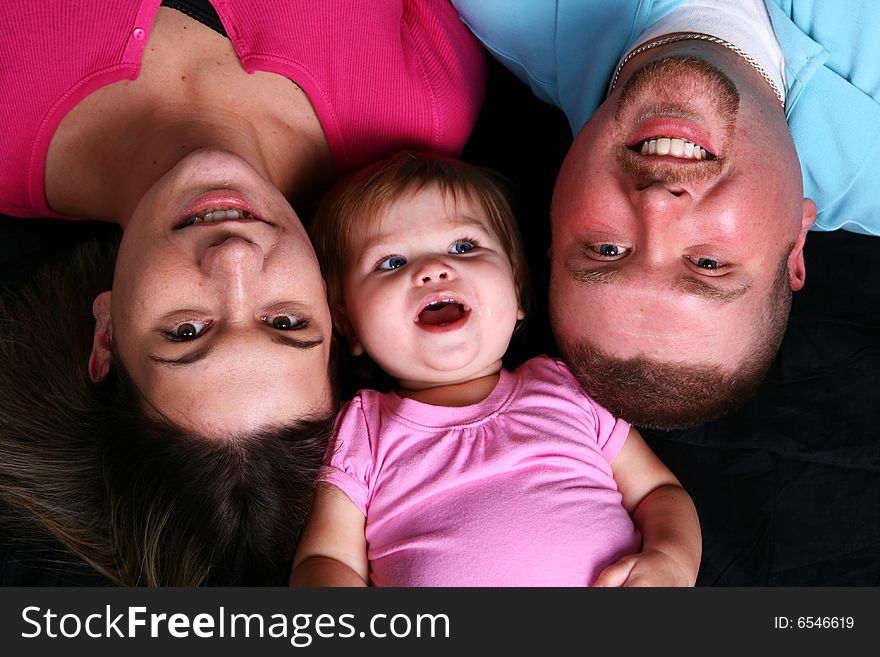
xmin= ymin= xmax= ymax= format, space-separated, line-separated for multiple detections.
xmin=452 ymin=0 xmax=880 ymax=429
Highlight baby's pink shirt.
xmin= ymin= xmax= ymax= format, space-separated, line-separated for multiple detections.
xmin=324 ymin=356 xmax=642 ymax=586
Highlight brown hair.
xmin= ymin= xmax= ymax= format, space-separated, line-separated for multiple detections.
xmin=560 ymin=256 xmax=792 ymax=430
xmin=0 ymin=238 xmax=333 ymax=585
xmin=309 ymin=151 xmax=529 ymax=317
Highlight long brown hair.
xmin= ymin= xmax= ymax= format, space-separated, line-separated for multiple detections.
xmin=0 ymin=238 xmax=333 ymax=585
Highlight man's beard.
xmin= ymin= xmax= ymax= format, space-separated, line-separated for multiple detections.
xmin=614 ymin=55 xmax=740 ymax=187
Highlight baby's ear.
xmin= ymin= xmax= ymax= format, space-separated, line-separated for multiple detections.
xmin=331 ymin=304 xmax=364 ymax=356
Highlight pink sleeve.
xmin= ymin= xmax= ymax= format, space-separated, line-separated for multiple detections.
xmin=321 ymin=396 xmax=374 ymax=515
xmin=589 ymin=399 xmax=631 ymax=464
xmin=548 ymin=357 xmax=632 ymax=463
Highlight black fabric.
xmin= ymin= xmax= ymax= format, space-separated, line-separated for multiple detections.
xmin=641 ymin=229 xmax=880 ymax=585
xmin=1 ymin=57 xmax=877 ymax=586
xmin=161 ymin=0 xmax=227 ymax=37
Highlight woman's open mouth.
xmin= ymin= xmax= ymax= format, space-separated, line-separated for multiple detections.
xmin=178 ymin=206 xmax=260 ymax=228
xmin=176 ymin=190 xmax=267 ymax=229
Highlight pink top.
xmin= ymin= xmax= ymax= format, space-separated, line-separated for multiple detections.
xmin=0 ymin=0 xmax=486 ymax=219
xmin=325 ymin=356 xmax=642 ymax=587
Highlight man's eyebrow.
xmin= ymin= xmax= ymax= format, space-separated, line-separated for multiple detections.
xmin=567 ymin=263 xmax=750 ymax=304
xmin=675 ymin=276 xmax=751 ymax=303
xmin=148 ymin=333 xmax=324 ymax=367
xmin=567 ymin=265 xmax=622 ymax=285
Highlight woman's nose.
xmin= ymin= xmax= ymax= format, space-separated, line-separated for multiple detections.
xmin=200 ymin=236 xmax=264 ymax=277
xmin=411 ymin=258 xmax=455 ymax=286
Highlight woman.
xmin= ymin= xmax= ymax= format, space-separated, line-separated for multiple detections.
xmin=0 ymin=0 xmax=485 ymax=585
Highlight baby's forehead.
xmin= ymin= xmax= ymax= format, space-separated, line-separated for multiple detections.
xmin=356 ymin=204 xmax=493 ymax=246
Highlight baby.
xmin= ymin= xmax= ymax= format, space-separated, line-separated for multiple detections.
xmin=292 ymin=152 xmax=700 ymax=586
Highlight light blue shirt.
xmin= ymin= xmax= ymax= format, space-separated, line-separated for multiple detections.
xmin=453 ymin=0 xmax=880 ymax=235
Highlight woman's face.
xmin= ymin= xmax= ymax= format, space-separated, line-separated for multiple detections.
xmin=91 ymin=149 xmax=333 ymax=436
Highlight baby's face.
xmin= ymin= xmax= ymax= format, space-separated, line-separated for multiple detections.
xmin=341 ymin=186 xmax=523 ymax=392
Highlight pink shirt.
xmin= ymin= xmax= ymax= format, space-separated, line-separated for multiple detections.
xmin=0 ymin=0 xmax=485 ymax=219
xmin=325 ymin=356 xmax=642 ymax=586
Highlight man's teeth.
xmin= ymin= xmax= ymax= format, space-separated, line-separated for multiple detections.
xmin=186 ymin=207 xmax=255 ymax=225
xmin=639 ymin=137 xmax=710 ymax=160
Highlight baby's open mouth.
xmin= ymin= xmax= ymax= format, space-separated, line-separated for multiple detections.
xmin=417 ymin=299 xmax=468 ymax=326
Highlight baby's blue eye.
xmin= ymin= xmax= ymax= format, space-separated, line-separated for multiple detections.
xmin=377 ymin=255 xmax=407 ymax=270
xmin=449 ymin=240 xmax=475 ymax=254
xmin=168 ymin=320 xmax=208 ymax=341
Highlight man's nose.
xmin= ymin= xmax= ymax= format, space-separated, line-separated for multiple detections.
xmin=630 ymin=183 xmax=692 ymax=223
xmin=200 ymin=236 xmax=264 ymax=278
xmin=411 ymin=258 xmax=455 ymax=286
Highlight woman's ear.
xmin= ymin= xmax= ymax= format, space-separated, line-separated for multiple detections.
xmin=88 ymin=291 xmax=113 ymax=383
xmin=331 ymin=304 xmax=364 ymax=356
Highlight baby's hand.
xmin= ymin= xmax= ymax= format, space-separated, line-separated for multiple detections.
xmin=592 ymin=549 xmax=696 ymax=587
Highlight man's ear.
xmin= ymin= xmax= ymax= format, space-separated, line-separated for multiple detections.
xmin=331 ymin=304 xmax=364 ymax=356
xmin=88 ymin=291 xmax=113 ymax=383
xmin=788 ymin=198 xmax=816 ymax=291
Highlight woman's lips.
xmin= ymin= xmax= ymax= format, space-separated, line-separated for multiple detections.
xmin=177 ymin=190 xmax=264 ymax=229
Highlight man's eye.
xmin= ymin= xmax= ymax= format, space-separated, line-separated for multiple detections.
xmin=377 ymin=255 xmax=407 ymax=270
xmin=449 ymin=240 xmax=476 ymax=254
xmin=588 ymin=243 xmax=630 ymax=259
xmin=684 ymin=255 xmax=729 ymax=276
xmin=168 ymin=320 xmax=209 ymax=341
xmin=264 ymin=314 xmax=308 ymax=330
xmin=686 ymin=256 xmax=726 ymax=271
xmin=694 ymin=257 xmax=720 ymax=270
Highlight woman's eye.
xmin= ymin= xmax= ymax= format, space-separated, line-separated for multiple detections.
xmin=449 ymin=240 xmax=476 ymax=254
xmin=588 ymin=243 xmax=630 ymax=259
xmin=377 ymin=255 xmax=407 ymax=270
xmin=264 ymin=314 xmax=308 ymax=330
xmin=168 ymin=320 xmax=208 ymax=341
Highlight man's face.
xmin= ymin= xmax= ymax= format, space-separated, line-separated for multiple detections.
xmin=550 ymin=56 xmax=814 ymax=374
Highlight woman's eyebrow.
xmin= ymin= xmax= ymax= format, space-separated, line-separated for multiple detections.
xmin=149 ymin=344 xmax=214 ymax=366
xmin=270 ymin=334 xmax=325 ymax=350
xmin=148 ymin=333 xmax=323 ymax=367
